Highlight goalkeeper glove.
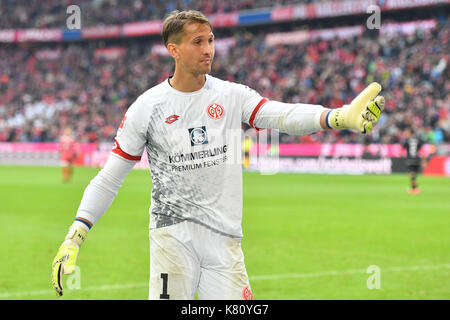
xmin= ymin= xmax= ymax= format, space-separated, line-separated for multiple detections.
xmin=327 ymin=82 xmax=385 ymax=134
xmin=52 ymin=221 xmax=89 ymax=297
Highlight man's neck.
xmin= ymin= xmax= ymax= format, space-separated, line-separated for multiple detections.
xmin=169 ymin=71 xmax=206 ymax=92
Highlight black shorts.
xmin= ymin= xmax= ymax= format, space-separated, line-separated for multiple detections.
xmin=406 ymin=159 xmax=421 ymax=173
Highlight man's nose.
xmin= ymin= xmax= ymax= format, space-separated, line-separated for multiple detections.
xmin=202 ymin=43 xmax=213 ymax=56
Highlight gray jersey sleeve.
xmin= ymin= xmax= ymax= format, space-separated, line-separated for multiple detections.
xmin=76 ymin=95 xmax=151 ymax=226
xmin=234 ymin=83 xmax=267 ymax=127
xmin=235 ymin=82 xmax=328 ymax=135
xmin=76 ymin=153 xmax=135 ymax=225
xmin=113 ymin=97 xmax=148 ymax=160
xmin=252 ymin=100 xmax=328 ymax=135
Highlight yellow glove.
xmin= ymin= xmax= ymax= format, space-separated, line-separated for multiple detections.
xmin=52 ymin=222 xmax=88 ymax=296
xmin=327 ymin=82 xmax=385 ymax=134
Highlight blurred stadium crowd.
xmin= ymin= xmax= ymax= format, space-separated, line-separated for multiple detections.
xmin=0 ymin=1 xmax=448 ymax=146
xmin=0 ymin=0 xmax=325 ymax=29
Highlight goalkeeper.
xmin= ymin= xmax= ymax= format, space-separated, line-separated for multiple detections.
xmin=52 ymin=10 xmax=385 ymax=299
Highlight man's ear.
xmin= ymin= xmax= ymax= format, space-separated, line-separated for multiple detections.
xmin=167 ymin=43 xmax=179 ymax=60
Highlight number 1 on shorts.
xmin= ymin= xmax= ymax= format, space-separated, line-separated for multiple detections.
xmin=160 ymin=273 xmax=170 ymax=299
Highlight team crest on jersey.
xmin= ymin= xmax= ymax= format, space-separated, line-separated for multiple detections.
xmin=207 ymin=103 xmax=224 ymax=120
xmin=242 ymin=286 xmax=253 ymax=300
xmin=188 ymin=126 xmax=208 ymax=146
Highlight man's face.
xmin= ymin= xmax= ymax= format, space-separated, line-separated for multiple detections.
xmin=173 ymin=22 xmax=215 ymax=76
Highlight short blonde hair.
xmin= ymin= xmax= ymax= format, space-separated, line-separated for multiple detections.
xmin=162 ymin=10 xmax=213 ymax=47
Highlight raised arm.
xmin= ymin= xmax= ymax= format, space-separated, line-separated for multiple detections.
xmin=243 ymin=82 xmax=385 ymax=136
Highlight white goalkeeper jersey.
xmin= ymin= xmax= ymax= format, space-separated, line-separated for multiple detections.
xmin=112 ymin=75 xmax=269 ymax=237
xmin=109 ymin=74 xmax=326 ymax=238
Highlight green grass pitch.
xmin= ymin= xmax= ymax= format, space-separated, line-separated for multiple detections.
xmin=1 ymin=165 xmax=449 ymax=300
